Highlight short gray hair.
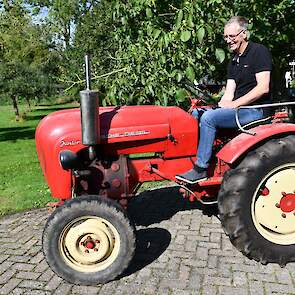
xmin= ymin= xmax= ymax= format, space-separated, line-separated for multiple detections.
xmin=225 ymin=16 xmax=249 ymax=31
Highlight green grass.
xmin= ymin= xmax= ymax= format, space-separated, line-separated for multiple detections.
xmin=0 ymin=102 xmax=78 ymax=216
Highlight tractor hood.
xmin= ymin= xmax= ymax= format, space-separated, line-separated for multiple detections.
xmin=36 ymin=105 xmax=196 ymax=146
xmin=35 ymin=105 xmax=197 ymax=199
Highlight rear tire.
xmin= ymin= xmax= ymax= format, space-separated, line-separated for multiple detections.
xmin=42 ymin=195 xmax=135 ymax=285
xmin=218 ymin=135 xmax=295 ymax=266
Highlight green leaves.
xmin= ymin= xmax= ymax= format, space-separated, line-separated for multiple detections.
xmin=215 ymin=48 xmax=225 ymax=63
xmin=180 ymin=30 xmax=191 ymax=42
xmin=146 ymin=8 xmax=153 ymax=18
xmin=25 ymin=0 xmax=293 ymax=108
xmin=185 ymin=66 xmax=195 ymax=82
xmin=175 ymin=9 xmax=183 ymax=29
xmin=153 ymin=29 xmax=161 ymax=39
xmin=176 ymin=89 xmax=188 ymax=102
xmin=197 ymin=27 xmax=205 ymax=44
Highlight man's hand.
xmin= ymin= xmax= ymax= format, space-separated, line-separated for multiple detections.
xmin=218 ymin=99 xmax=238 ymax=108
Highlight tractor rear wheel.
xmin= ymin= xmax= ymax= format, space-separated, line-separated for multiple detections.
xmin=218 ymin=135 xmax=295 ymax=266
xmin=42 ymin=195 xmax=135 ymax=285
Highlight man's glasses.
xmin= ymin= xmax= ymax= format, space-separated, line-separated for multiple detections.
xmin=223 ymin=30 xmax=245 ymax=41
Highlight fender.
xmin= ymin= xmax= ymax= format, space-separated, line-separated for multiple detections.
xmin=217 ymin=123 xmax=295 ymax=165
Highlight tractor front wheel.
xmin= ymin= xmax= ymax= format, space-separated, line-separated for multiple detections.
xmin=218 ymin=135 xmax=295 ymax=266
xmin=42 ymin=195 xmax=135 ymax=285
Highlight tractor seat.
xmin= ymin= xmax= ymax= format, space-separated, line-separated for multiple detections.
xmin=242 ymin=116 xmax=272 ymax=130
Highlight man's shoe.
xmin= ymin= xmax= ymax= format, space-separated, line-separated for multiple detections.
xmin=175 ymin=166 xmax=208 ymax=184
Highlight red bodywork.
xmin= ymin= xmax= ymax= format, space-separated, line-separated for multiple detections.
xmin=35 ymin=105 xmax=295 ymax=204
xmin=36 ymin=106 xmax=198 ymax=200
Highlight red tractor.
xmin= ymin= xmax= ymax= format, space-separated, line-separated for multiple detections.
xmin=36 ymin=57 xmax=295 ymax=285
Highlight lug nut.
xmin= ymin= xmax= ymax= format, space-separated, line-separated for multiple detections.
xmin=111 ymin=163 xmax=120 ymax=171
xmin=85 ymin=249 xmax=89 ymax=253
xmin=282 ymin=192 xmax=286 ymax=196
xmin=94 ymin=248 xmax=98 ymax=252
xmin=275 ymin=203 xmax=280 ymax=208
xmin=281 ymin=213 xmax=286 ymax=218
xmin=112 ymin=179 xmax=121 ymax=188
xmin=95 ymin=240 xmax=100 ymax=243
xmin=87 ymin=236 xmax=91 ymax=240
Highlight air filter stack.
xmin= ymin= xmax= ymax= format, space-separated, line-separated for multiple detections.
xmin=80 ymin=54 xmax=99 ymax=159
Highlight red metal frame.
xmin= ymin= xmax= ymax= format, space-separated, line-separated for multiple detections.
xmin=35 ymin=104 xmax=295 ymax=203
xmin=217 ymin=123 xmax=295 ymax=164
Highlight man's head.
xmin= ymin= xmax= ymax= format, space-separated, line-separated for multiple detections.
xmin=224 ymin=16 xmax=249 ymax=53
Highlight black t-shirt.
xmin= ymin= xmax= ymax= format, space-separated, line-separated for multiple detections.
xmin=227 ymin=41 xmax=272 ymax=105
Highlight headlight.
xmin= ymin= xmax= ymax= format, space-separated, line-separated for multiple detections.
xmin=59 ymin=150 xmax=80 ymax=170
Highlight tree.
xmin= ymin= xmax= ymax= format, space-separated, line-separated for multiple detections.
xmin=65 ymin=0 xmax=293 ymax=106
xmin=25 ymin=0 xmax=295 ymax=106
xmin=0 ymin=1 xmax=57 ymax=119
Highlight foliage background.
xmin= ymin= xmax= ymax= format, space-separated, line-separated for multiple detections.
xmin=0 ymin=0 xmax=295 ymax=110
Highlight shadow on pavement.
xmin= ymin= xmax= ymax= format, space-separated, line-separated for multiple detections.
xmin=127 ymin=186 xmax=218 ymax=227
xmin=121 ymin=186 xmax=218 ymax=277
xmin=120 ymin=227 xmax=171 ymax=278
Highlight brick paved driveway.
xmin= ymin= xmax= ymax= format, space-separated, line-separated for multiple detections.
xmin=0 ymin=186 xmax=294 ymax=295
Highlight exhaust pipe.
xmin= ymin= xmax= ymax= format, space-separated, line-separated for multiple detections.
xmin=80 ymin=54 xmax=99 ymax=160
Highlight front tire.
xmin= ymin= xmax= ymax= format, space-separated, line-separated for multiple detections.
xmin=42 ymin=195 xmax=135 ymax=285
xmin=218 ymin=135 xmax=295 ymax=266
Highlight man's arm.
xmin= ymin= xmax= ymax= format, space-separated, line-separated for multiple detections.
xmin=220 ymin=71 xmax=270 ymax=108
xmin=220 ymin=79 xmax=236 ymax=101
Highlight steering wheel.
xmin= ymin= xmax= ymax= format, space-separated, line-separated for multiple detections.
xmin=181 ymin=79 xmax=217 ymax=113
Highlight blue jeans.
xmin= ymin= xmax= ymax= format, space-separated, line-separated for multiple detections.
xmin=191 ymin=107 xmax=264 ymax=168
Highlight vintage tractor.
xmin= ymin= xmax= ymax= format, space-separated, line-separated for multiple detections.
xmin=36 ymin=57 xmax=295 ymax=285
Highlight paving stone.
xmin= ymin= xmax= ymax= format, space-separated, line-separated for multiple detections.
xmin=18 ymin=280 xmax=45 ymax=289
xmin=248 ymin=272 xmax=277 ymax=283
xmin=23 ymin=290 xmax=51 ymax=295
xmin=71 ymin=285 xmax=101 ymax=294
xmin=52 ymin=283 xmax=72 ymax=295
xmin=219 ymin=286 xmax=248 ymax=295
xmin=275 ymin=269 xmax=293 ymax=285
xmin=15 ymin=271 xmax=41 ymax=280
xmin=233 ymin=271 xmax=248 ymax=287
xmin=37 ymin=268 xmax=54 ymax=282
xmin=249 ymin=280 xmax=265 ymax=295
xmin=12 ymin=263 xmax=35 ymax=272
xmin=29 ymin=253 xmax=43 ymax=264
xmin=196 ymin=247 xmax=208 ymax=260
xmin=0 ymin=199 xmax=294 ymax=295
xmin=0 ymin=255 xmax=9 ymax=264
xmin=203 ymin=275 xmax=232 ymax=286
xmin=0 ymin=278 xmax=22 ymax=295
xmin=207 ymin=255 xmax=218 ymax=269
xmin=201 ymin=286 xmax=217 ymax=295
xmin=33 ymin=260 xmax=48 ymax=273
xmin=0 ymin=261 xmax=14 ymax=275
xmin=265 ymin=282 xmax=295 ymax=294
xmin=0 ymin=269 xmax=17 ymax=284
xmin=11 ymin=288 xmax=25 ymax=295
xmin=7 ymin=256 xmax=30 ymax=263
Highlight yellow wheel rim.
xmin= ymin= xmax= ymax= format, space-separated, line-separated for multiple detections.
xmin=251 ymin=164 xmax=295 ymax=245
xmin=59 ymin=216 xmax=120 ymax=272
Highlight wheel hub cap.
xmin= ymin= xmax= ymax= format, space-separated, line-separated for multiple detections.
xmin=280 ymin=193 xmax=295 ymax=213
xmin=253 ymin=166 xmax=295 ymax=245
xmin=59 ymin=217 xmax=120 ymax=272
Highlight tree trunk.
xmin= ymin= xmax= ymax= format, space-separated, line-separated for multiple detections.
xmin=25 ymin=97 xmax=31 ymax=111
xmin=11 ymin=95 xmax=20 ymax=121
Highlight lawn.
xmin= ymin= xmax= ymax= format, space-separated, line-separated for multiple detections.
xmin=0 ymin=102 xmax=78 ymax=216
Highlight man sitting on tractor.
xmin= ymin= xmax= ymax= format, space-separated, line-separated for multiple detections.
xmin=176 ymin=16 xmax=272 ymax=184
